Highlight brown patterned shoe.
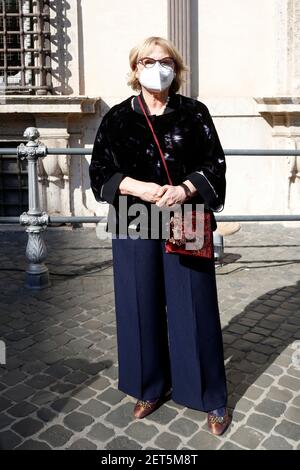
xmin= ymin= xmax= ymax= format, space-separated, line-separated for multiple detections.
xmin=133 ymin=389 xmax=172 ymax=419
xmin=133 ymin=398 xmax=160 ymax=419
xmin=207 ymin=408 xmax=230 ymax=435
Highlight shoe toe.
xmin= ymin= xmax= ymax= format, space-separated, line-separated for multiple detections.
xmin=133 ymin=399 xmax=159 ymax=419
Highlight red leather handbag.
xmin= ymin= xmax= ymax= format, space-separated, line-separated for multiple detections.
xmin=138 ymin=95 xmax=214 ymax=259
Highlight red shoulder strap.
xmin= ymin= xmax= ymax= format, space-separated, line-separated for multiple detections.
xmin=137 ymin=95 xmax=173 ymax=186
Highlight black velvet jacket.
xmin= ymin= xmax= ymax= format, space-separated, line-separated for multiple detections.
xmin=89 ymin=92 xmax=226 ymax=237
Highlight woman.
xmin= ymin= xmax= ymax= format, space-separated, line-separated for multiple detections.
xmin=89 ymin=37 xmax=230 ymax=436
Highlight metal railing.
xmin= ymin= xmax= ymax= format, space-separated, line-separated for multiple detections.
xmin=0 ymin=126 xmax=300 ymax=290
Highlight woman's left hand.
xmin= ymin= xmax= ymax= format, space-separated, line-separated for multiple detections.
xmin=155 ymin=185 xmax=187 ymax=208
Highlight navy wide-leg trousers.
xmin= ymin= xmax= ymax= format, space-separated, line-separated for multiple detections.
xmin=111 ymin=237 xmax=227 ymax=412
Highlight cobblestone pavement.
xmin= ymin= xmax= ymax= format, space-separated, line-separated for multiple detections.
xmin=0 ymin=223 xmax=299 ymax=450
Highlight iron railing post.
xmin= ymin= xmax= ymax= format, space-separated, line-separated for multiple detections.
xmin=17 ymin=127 xmax=49 ymax=290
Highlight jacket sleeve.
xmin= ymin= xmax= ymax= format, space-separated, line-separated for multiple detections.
xmin=89 ymin=113 xmax=126 ymax=205
xmin=185 ymin=105 xmax=226 ymax=212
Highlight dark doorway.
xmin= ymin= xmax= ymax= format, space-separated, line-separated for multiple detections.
xmin=0 ymin=142 xmax=28 ymax=216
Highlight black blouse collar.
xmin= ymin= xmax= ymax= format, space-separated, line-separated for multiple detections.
xmin=131 ymin=91 xmax=180 ymax=116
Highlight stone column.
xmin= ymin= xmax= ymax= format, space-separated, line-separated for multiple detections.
xmin=274 ymin=1 xmax=300 ymax=221
xmin=35 ymin=115 xmax=72 ymax=217
xmin=168 ymin=0 xmax=191 ymax=97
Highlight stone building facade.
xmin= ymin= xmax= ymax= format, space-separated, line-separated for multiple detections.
xmin=0 ymin=0 xmax=299 ymax=222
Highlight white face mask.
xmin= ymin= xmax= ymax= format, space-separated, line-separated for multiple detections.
xmin=139 ymin=62 xmax=175 ymax=92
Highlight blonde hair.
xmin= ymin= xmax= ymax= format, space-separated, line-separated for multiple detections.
xmin=128 ymin=36 xmax=188 ymax=93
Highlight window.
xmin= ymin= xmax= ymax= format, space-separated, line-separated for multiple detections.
xmin=0 ymin=143 xmax=28 ymax=216
xmin=0 ymin=0 xmax=51 ymax=94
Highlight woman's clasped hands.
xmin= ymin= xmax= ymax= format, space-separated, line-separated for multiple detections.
xmin=139 ymin=182 xmax=188 ymax=207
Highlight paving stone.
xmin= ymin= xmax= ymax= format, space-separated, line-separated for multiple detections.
xmin=165 ymin=400 xmax=185 ymax=410
xmin=63 ymin=411 xmax=94 ymax=432
xmin=0 ymin=413 xmax=13 ymax=430
xmin=244 ymin=385 xmax=264 ymax=401
xmin=68 ymin=327 xmax=88 ymax=338
xmin=89 ymin=376 xmax=110 ymax=391
xmin=169 ymin=417 xmax=199 ymax=437
xmin=187 ymin=430 xmax=220 ymax=450
xmin=67 ymin=338 xmax=93 ymax=353
xmin=36 ymin=340 xmax=58 ymax=353
xmin=0 ymin=430 xmax=22 ymax=449
xmin=80 ymin=361 xmax=108 ymax=376
xmin=25 ymin=374 xmax=56 ymax=389
xmin=292 ymin=395 xmax=300 ymax=407
xmin=264 ymin=364 xmax=283 ymax=376
xmin=21 ymin=360 xmax=46 ymax=375
xmin=243 ymin=332 xmax=264 ymax=343
xmin=266 ymin=386 xmax=293 ymax=403
xmin=105 ymin=436 xmax=142 ymax=450
xmin=255 ymin=399 xmax=286 ymax=418
xmin=219 ymin=441 xmax=245 ymax=450
xmin=126 ymin=422 xmax=159 ymax=442
xmin=40 ymin=351 xmax=65 ymax=365
xmin=231 ymin=410 xmax=246 ymax=423
xmin=12 ymin=417 xmax=43 ymax=438
xmin=15 ymin=439 xmax=52 ymax=450
xmin=284 ymin=406 xmax=300 ymax=424
xmin=247 ymin=413 xmax=276 ymax=433
xmin=1 ymin=371 xmax=27 ymax=386
xmin=0 ymin=397 xmax=13 ymax=412
xmin=3 ymin=384 xmax=35 ymax=402
xmin=51 ymin=397 xmax=81 ymax=414
xmin=253 ymin=344 xmax=276 ymax=355
xmin=39 ymin=425 xmax=74 ymax=448
xmin=11 ymin=338 xmax=33 ymax=351
xmin=30 ymin=390 xmax=57 ymax=406
xmin=274 ymin=354 xmax=292 ymax=367
xmin=87 ymin=422 xmax=115 ymax=442
xmin=253 ymin=375 xmax=274 ymax=388
xmin=50 ymin=383 xmax=75 ymax=394
xmin=252 ymin=326 xmax=272 ymax=337
xmin=274 ymin=420 xmax=300 ymax=442
xmin=45 ymin=364 xmax=70 ymax=379
xmin=230 ymin=425 xmax=265 ymax=449
xmin=68 ymin=439 xmax=97 ymax=450
xmin=97 ymin=387 xmax=126 ymax=405
xmin=287 ymin=367 xmax=300 ymax=379
xmin=146 ymin=405 xmax=178 ymax=425
xmin=278 ymin=375 xmax=300 ymax=392
xmin=37 ymin=407 xmax=57 ymax=422
xmin=80 ymin=399 xmax=110 ymax=418
xmin=247 ymin=351 xmax=269 ymax=365
xmin=235 ymin=397 xmax=255 ymax=413
xmin=261 ymin=435 xmax=293 ymax=450
xmin=101 ymin=365 xmax=118 ymax=380
xmin=105 ymin=403 xmax=134 ymax=428
xmin=64 ymin=371 xmax=89 ymax=385
xmin=227 ymin=324 xmax=249 ymax=335
xmin=183 ymin=408 xmax=207 ymax=422
xmin=63 ymin=358 xmax=87 ymax=370
xmin=7 ymin=401 xmax=38 ymax=418
xmin=72 ymin=387 xmax=97 ymax=401
xmin=154 ymin=432 xmax=181 ymax=450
